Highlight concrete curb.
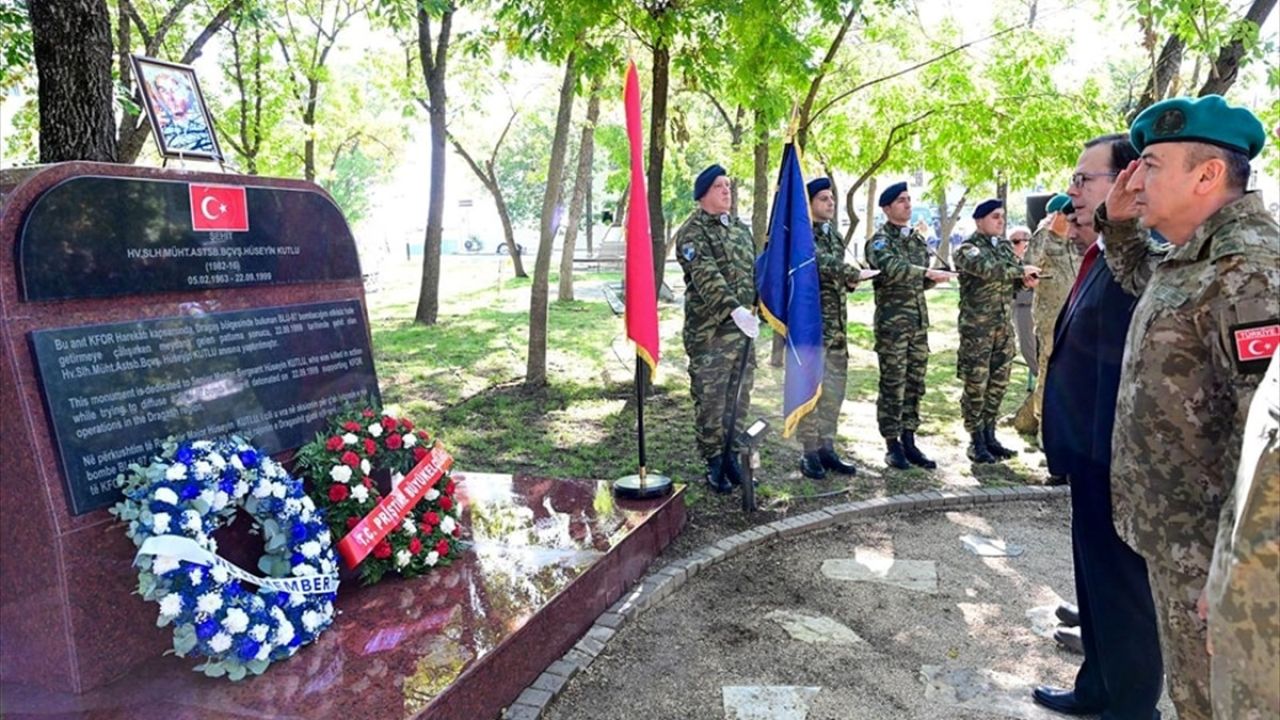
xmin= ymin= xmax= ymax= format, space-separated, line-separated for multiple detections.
xmin=500 ymin=484 xmax=1070 ymax=719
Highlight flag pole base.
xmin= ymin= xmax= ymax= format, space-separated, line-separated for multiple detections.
xmin=613 ymin=473 xmax=673 ymax=500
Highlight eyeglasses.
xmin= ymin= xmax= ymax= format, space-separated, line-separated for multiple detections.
xmin=1070 ymin=171 xmax=1118 ymax=189
xmin=1011 ymin=239 xmax=1029 ymax=245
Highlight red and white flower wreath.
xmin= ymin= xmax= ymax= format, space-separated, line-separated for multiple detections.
xmin=296 ymin=407 xmax=462 ymax=586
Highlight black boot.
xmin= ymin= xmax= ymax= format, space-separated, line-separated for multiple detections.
xmin=985 ymin=425 xmax=1016 ymax=460
xmin=884 ymin=438 xmax=910 ymax=470
xmin=967 ymin=432 xmax=996 ymax=464
xmin=724 ymin=452 xmax=745 ymax=487
xmin=800 ymin=448 xmax=827 ymax=479
xmin=899 ymin=431 xmax=937 ymax=469
xmin=705 ymin=455 xmax=732 ymax=493
xmin=818 ymin=440 xmax=857 ymax=475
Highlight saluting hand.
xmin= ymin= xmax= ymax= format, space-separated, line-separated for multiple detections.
xmin=1105 ymin=160 xmax=1142 ymax=222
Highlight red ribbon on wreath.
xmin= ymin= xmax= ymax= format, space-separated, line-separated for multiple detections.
xmin=336 ymin=442 xmax=453 ymax=569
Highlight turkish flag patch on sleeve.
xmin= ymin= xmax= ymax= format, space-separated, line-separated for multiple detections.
xmin=1232 ymin=319 xmax=1280 ymax=374
xmin=189 ymin=184 xmax=249 ymax=232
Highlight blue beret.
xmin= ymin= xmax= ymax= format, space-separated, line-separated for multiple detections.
xmin=807 ymin=177 xmax=832 ymax=200
xmin=878 ymin=181 xmax=908 ymax=207
xmin=1045 ymin=193 xmax=1072 ymax=214
xmin=1130 ymin=95 xmax=1266 ymax=159
xmin=972 ymin=199 xmax=1003 ymax=219
xmin=693 ymin=164 xmax=727 ymax=200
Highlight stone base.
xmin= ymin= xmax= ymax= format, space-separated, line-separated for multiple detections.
xmin=0 ymin=473 xmax=685 ymax=720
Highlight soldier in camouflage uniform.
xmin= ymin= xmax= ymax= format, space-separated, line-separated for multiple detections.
xmin=1011 ymin=193 xmax=1080 ymax=440
xmin=865 ymin=182 xmax=949 ymax=470
xmin=796 ymin=177 xmax=861 ymax=479
xmin=675 ymin=164 xmax=760 ymax=494
xmin=954 ymin=199 xmax=1040 ymax=464
xmin=1206 ymin=349 xmax=1279 ymax=719
xmin=1097 ymin=95 xmax=1279 ymax=720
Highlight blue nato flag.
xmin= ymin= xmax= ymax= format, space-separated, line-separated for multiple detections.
xmin=756 ymin=143 xmax=824 ymax=438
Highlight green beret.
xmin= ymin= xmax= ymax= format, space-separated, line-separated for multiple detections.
xmin=1045 ymin=193 xmax=1072 ymax=214
xmin=1130 ymin=95 xmax=1266 ymax=159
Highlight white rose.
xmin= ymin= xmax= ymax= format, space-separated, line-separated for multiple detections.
xmin=188 ymin=568 xmax=204 ymax=585
xmin=425 ymin=551 xmax=439 ymax=566
xmin=222 ymin=607 xmax=249 ymax=634
xmin=329 ymin=465 xmax=352 ymax=484
xmin=440 ymin=516 xmax=456 ymax=535
xmin=151 ymin=512 xmax=171 ymax=534
xmin=276 ymin=621 xmax=295 ymax=646
xmin=301 ymin=610 xmax=323 ymax=633
xmin=300 ymin=541 xmax=321 ymax=559
xmin=342 ymin=433 xmax=358 ymax=446
xmin=212 ymin=491 xmax=229 ymax=510
xmin=191 ymin=440 xmax=213 ymax=450
xmin=152 ymin=554 xmax=180 ymax=575
xmin=395 ymin=550 xmax=411 ymax=568
xmin=165 ymin=463 xmax=187 ymax=481
xmin=367 ymin=423 xmax=383 ymax=438
xmin=197 ymin=592 xmax=222 ymax=614
xmin=390 ymin=472 xmax=405 ymax=489
xmin=199 ymin=489 xmax=216 ymax=507
xmin=210 ymin=565 xmax=229 ymax=584
xmin=209 ymin=632 xmax=232 ymax=653
xmin=360 ymin=459 xmax=371 ymax=475
xmin=209 ymin=453 xmax=227 ymax=469
xmin=183 ymin=510 xmax=203 ymax=533
xmin=301 ymin=496 xmax=317 ymax=513
xmin=271 ymin=482 xmax=286 ymax=499
xmin=255 ymin=644 xmax=272 ymax=661
xmin=351 ymin=485 xmax=369 ymax=503
xmin=158 ymin=593 xmax=183 ymax=618
xmin=319 ymin=530 xmax=332 ymax=546
xmin=403 ymin=433 xmax=417 ymax=448
xmin=285 ymin=498 xmax=302 ymax=515
xmin=401 ymin=518 xmax=416 ymax=535
xmin=424 ymin=488 xmax=440 ymax=502
xmin=249 ymin=624 xmax=269 ymax=642
xmin=289 ymin=592 xmax=305 ymax=607
xmin=153 ymin=487 xmax=179 ymax=506
xmin=230 ymin=454 xmax=245 ymax=471
xmin=233 ymin=481 xmax=249 ymax=497
xmin=193 ymin=460 xmax=213 ymax=478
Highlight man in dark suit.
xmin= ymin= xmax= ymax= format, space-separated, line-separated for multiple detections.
xmin=1034 ymin=133 xmax=1164 ymax=719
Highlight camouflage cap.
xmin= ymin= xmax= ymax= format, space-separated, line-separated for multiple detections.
xmin=1045 ymin=193 xmax=1072 ymax=214
xmin=1130 ymin=95 xmax=1266 ymax=159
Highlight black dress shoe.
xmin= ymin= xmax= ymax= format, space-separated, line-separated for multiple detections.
xmin=1055 ymin=602 xmax=1079 ymax=627
xmin=884 ymin=439 xmax=910 ymax=470
xmin=1031 ymin=685 xmax=1105 ymax=715
xmin=900 ymin=430 xmax=937 ymax=469
xmin=800 ymin=451 xmax=826 ymax=480
xmin=1046 ymin=475 xmax=1068 ymax=486
xmin=817 ymin=441 xmax=857 ymax=475
xmin=705 ymin=455 xmax=732 ymax=494
xmin=1054 ymin=626 xmax=1084 ymax=655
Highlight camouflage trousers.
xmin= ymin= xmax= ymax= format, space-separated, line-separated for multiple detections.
xmin=874 ymin=322 xmax=928 ymax=439
xmin=796 ymin=337 xmax=849 ymax=449
xmin=1211 ymin=599 xmax=1280 ymax=720
xmin=687 ymin=331 xmax=755 ymax=460
xmin=957 ymin=320 xmax=1014 ymax=434
xmin=1147 ymin=559 xmax=1213 ymax=720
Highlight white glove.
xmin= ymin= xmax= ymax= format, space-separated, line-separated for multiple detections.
xmin=730 ymin=306 xmax=760 ymax=339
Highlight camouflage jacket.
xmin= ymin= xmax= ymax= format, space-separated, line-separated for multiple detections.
xmin=813 ymin=220 xmax=859 ymax=344
xmin=1206 ymin=350 xmax=1279 ymax=688
xmin=865 ymin=221 xmax=935 ymax=328
xmin=954 ymin=231 xmax=1023 ymax=329
xmin=674 ymin=209 xmax=756 ymax=344
xmin=1099 ymin=192 xmax=1280 ymax=563
xmin=1024 ymin=226 xmax=1080 ymax=332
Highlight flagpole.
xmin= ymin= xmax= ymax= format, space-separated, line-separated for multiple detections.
xmin=614 ymin=354 xmax=672 ymax=499
xmin=636 ymin=357 xmax=646 ymax=477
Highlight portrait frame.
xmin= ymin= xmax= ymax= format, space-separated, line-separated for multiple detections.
xmin=130 ymin=55 xmax=224 ymax=162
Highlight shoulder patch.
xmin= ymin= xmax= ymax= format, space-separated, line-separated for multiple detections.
xmin=681 ymin=243 xmax=696 ymax=262
xmin=963 ymin=245 xmax=980 ymax=258
xmin=718 ymin=213 xmax=731 ymax=227
xmin=872 ymin=239 xmax=887 ymax=251
xmin=1232 ymin=320 xmax=1280 ymax=374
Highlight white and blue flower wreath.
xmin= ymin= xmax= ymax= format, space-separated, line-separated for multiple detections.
xmin=111 ymin=437 xmax=339 ymax=680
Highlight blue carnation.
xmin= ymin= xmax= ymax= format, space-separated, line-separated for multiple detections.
xmin=237 ymin=637 xmax=261 ymax=662
xmin=225 ymin=580 xmax=244 ymax=599
xmin=196 ymin=618 xmax=219 ymax=641
xmin=219 ymin=476 xmax=236 ymax=495
xmin=237 ymin=449 xmax=259 ymax=468
xmin=180 ymin=481 xmax=201 ymax=500
xmin=291 ymin=521 xmax=309 ymax=543
xmin=290 ymin=551 xmax=306 ymax=566
xmin=176 ymin=446 xmax=195 ymax=465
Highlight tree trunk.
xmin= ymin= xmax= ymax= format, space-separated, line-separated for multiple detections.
xmin=302 ymin=77 xmax=319 ymax=181
xmin=1129 ymin=34 xmax=1184 ymax=121
xmin=863 ymin=177 xmax=877 ymax=241
xmin=526 ymin=52 xmax=577 ymax=388
xmin=1198 ymin=0 xmax=1277 ymax=97
xmin=586 ymin=178 xmax=594 ymax=256
xmin=558 ymin=88 xmax=599 ymax=303
xmin=32 ymin=0 xmax=117 ymax=163
xmin=996 ymin=178 xmax=1008 ymax=222
xmin=751 ymin=110 xmax=769 ymax=251
xmin=939 ymin=188 xmax=968 ymax=267
xmin=647 ymin=41 xmax=670 ymax=294
xmin=414 ymin=5 xmax=453 ymax=326
xmin=492 ymin=178 xmax=526 ymax=277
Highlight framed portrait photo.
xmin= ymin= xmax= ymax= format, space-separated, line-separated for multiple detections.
xmin=130 ymin=55 xmax=224 ymax=162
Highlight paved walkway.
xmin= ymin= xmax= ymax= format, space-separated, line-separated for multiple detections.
xmin=507 ymin=490 xmax=1177 ymax=720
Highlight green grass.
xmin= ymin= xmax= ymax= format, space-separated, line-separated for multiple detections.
xmin=368 ymin=268 xmax=1047 ymax=538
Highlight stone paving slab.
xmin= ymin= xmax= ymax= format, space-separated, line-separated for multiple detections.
xmin=722 ymin=685 xmax=822 ymax=720
xmin=820 ymin=548 xmax=939 ymax=593
xmin=765 ymin=610 xmax=863 ymax=645
xmin=960 ymin=533 xmax=1026 ymax=557
xmin=921 ymin=664 xmax=1072 ymax=720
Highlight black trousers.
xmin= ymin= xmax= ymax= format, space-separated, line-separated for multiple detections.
xmin=1069 ymin=469 xmax=1164 ymax=720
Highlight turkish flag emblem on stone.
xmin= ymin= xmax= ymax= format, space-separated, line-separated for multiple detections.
xmin=1235 ymin=324 xmax=1280 ymax=362
xmin=189 ymin=184 xmax=249 ymax=232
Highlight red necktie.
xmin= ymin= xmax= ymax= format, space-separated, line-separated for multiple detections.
xmin=1067 ymin=243 xmax=1101 ymax=309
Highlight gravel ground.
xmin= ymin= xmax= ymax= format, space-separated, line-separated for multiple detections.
xmin=543 ymin=499 xmax=1175 ymax=720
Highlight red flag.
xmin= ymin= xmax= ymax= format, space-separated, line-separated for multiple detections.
xmin=189 ymin=184 xmax=249 ymax=232
xmin=623 ymin=61 xmax=659 ymax=377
